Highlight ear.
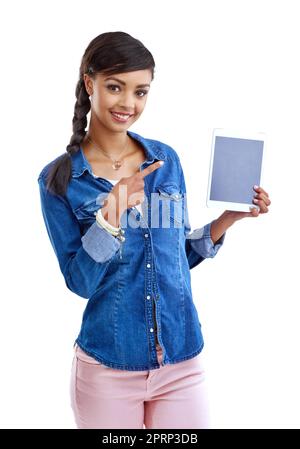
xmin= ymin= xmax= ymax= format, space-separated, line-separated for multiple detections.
xmin=83 ymin=74 xmax=93 ymax=96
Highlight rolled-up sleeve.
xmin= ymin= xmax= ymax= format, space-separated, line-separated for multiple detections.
xmin=38 ymin=176 xmax=120 ymax=299
xmin=81 ymin=221 xmax=121 ymax=263
xmin=188 ymin=221 xmax=225 ymax=258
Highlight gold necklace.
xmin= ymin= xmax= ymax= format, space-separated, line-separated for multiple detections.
xmin=86 ymin=134 xmax=130 ymax=170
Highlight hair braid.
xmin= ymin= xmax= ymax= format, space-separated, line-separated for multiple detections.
xmin=67 ymin=79 xmax=91 ymax=156
xmin=45 ymin=79 xmax=90 ymax=196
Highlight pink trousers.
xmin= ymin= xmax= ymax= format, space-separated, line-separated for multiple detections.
xmin=70 ymin=343 xmax=210 ymax=429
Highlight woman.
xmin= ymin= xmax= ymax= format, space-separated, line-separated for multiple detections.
xmin=37 ymin=31 xmax=271 ymax=429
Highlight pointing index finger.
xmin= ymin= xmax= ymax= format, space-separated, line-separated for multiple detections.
xmin=139 ymin=160 xmax=164 ymax=179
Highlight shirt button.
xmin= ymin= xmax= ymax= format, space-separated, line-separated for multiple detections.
xmin=146 ymin=295 xmax=151 ymax=299
xmin=147 ymin=263 xmax=151 ymax=268
xmin=144 ymin=233 xmax=149 ymax=238
xmin=150 ymin=328 xmax=154 ymax=332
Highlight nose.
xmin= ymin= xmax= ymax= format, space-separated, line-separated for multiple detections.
xmin=117 ymin=91 xmax=136 ymax=111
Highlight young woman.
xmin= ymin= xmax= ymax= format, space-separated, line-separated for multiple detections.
xmin=37 ymin=31 xmax=271 ymax=429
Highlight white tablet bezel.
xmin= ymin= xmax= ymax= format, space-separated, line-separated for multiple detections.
xmin=206 ymin=128 xmax=266 ymax=212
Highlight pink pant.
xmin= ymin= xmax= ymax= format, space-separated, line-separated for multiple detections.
xmin=70 ymin=343 xmax=210 ymax=429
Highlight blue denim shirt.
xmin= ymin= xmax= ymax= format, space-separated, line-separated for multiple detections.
xmin=37 ymin=130 xmax=226 ymax=371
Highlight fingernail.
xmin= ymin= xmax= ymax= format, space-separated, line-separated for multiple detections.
xmin=254 ymin=185 xmax=259 ymax=189
xmin=159 ymin=161 xmax=164 ymax=165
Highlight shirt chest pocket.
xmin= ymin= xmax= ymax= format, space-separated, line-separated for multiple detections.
xmin=73 ymin=198 xmax=101 ymax=222
xmin=155 ymin=182 xmax=184 ymax=228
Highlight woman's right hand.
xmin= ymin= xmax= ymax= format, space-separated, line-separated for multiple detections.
xmin=101 ymin=160 xmax=164 ymax=228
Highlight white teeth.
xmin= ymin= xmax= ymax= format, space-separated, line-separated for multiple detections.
xmin=112 ymin=112 xmax=130 ymax=119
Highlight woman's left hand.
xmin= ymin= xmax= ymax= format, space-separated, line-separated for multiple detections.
xmin=225 ymin=186 xmax=271 ymax=221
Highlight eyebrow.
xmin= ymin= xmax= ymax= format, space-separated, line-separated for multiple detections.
xmin=104 ymin=77 xmax=150 ymax=88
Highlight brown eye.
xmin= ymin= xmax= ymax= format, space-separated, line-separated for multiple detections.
xmin=107 ymin=84 xmax=120 ymax=92
xmin=136 ymin=90 xmax=148 ymax=97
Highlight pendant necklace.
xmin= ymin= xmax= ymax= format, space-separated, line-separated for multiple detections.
xmin=86 ymin=134 xmax=130 ymax=170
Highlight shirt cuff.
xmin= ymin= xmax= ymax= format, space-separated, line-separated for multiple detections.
xmin=81 ymin=221 xmax=121 ymax=263
xmin=189 ymin=221 xmax=225 ymax=258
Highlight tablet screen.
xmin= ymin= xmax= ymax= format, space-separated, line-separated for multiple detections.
xmin=209 ymin=136 xmax=264 ymax=204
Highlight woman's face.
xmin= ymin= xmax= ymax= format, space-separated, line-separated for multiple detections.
xmin=83 ymin=69 xmax=152 ymax=131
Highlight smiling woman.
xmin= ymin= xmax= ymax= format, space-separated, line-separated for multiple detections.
xmin=82 ymin=69 xmax=152 ymax=136
xmin=80 ymin=68 xmax=154 ymax=179
xmin=37 ymin=30 xmax=219 ymax=430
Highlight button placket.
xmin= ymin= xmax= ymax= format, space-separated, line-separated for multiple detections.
xmin=138 ymin=183 xmax=162 ymax=366
xmin=151 ymin=256 xmax=164 ymax=366
xmin=140 ymin=208 xmax=156 ymax=360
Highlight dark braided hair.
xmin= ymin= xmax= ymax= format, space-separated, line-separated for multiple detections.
xmin=46 ymin=31 xmax=155 ymax=196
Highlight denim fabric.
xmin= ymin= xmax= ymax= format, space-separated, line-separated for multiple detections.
xmin=37 ymin=130 xmax=226 ymax=371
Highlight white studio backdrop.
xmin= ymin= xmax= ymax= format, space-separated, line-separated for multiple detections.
xmin=0 ymin=0 xmax=299 ymax=429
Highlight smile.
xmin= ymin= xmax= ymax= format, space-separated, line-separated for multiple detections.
xmin=111 ymin=112 xmax=133 ymax=122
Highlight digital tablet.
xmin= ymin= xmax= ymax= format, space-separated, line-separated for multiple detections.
xmin=206 ymin=128 xmax=266 ymax=212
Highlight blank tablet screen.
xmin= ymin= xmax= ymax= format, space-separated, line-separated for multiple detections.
xmin=209 ymin=136 xmax=264 ymax=204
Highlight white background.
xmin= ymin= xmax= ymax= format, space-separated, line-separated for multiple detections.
xmin=0 ymin=0 xmax=299 ymax=429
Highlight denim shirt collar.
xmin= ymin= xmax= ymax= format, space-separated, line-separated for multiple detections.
xmin=71 ymin=130 xmax=167 ymax=179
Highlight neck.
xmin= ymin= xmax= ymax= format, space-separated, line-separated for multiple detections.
xmin=84 ymin=112 xmax=129 ymax=157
